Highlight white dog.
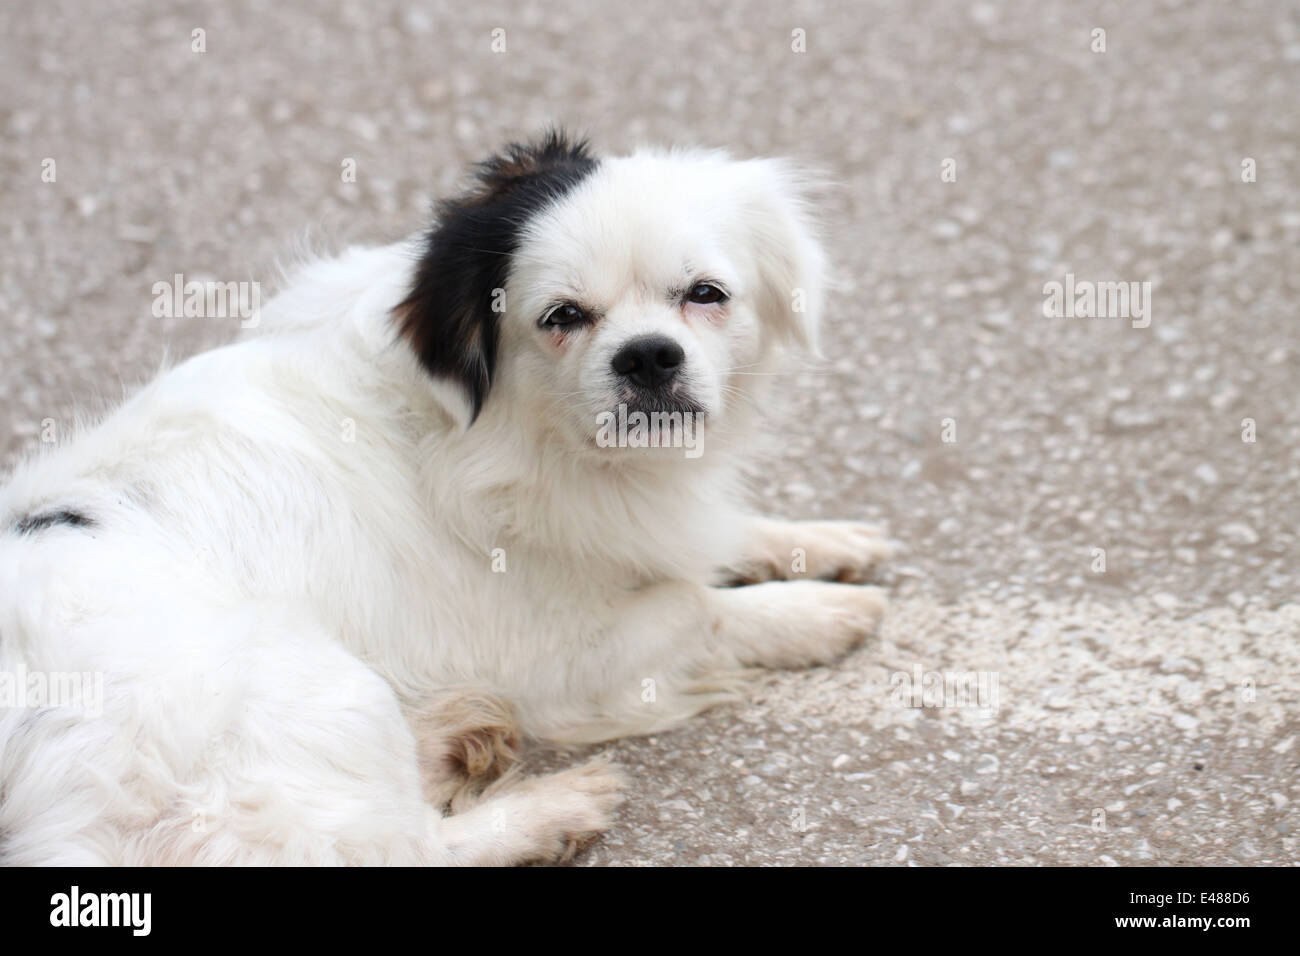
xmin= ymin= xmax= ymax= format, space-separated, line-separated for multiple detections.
xmin=0 ymin=132 xmax=891 ymax=865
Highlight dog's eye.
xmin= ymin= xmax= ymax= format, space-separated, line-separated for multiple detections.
xmin=685 ymin=283 xmax=727 ymax=305
xmin=540 ymin=303 xmax=589 ymax=329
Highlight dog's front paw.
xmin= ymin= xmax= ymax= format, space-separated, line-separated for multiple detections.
xmin=736 ymin=519 xmax=896 ymax=585
xmin=790 ymin=581 xmax=889 ymax=664
xmin=716 ymin=580 xmax=887 ymax=669
xmin=795 ymin=520 xmax=897 ymax=583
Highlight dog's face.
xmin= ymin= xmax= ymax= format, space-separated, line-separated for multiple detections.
xmin=396 ymin=133 xmax=825 ymax=450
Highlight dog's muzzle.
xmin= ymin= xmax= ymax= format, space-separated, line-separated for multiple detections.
xmin=608 ymin=335 xmax=704 ymax=416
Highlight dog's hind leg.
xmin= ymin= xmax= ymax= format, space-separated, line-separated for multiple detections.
xmin=432 ymin=758 xmax=625 ymax=866
xmin=409 ymin=688 xmax=522 ymax=810
xmin=410 ymin=692 xmax=627 ymax=863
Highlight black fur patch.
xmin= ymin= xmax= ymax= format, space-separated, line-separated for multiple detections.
xmin=394 ymin=130 xmax=599 ymax=422
xmin=13 ymin=509 xmax=94 ymax=535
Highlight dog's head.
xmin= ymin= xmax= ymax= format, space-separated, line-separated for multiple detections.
xmin=396 ymin=131 xmax=825 ymax=451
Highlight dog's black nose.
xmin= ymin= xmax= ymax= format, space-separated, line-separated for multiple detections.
xmin=611 ymin=335 xmax=685 ymax=388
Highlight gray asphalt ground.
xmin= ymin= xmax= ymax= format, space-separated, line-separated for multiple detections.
xmin=2 ymin=1 xmax=1297 ymax=865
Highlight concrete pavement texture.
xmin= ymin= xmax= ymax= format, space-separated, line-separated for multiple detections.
xmin=1 ymin=0 xmax=1297 ymax=865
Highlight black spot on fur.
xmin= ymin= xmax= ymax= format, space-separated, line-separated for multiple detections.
xmin=13 ymin=509 xmax=94 ymax=535
xmin=394 ymin=129 xmax=599 ymax=422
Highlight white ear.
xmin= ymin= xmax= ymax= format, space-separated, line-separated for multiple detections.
xmin=739 ymin=159 xmax=827 ymax=355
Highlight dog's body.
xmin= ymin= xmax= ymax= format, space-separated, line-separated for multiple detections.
xmin=0 ymin=134 xmax=890 ymax=865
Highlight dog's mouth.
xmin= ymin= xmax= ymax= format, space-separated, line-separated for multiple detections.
xmin=616 ymin=397 xmax=707 ymax=418
xmin=612 ymin=384 xmax=707 ymax=418
xmin=587 ymin=387 xmax=709 ymax=456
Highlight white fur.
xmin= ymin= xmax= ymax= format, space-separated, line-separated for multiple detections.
xmin=0 ymin=148 xmax=890 ymax=865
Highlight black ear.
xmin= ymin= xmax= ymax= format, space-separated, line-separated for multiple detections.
xmin=394 ymin=129 xmax=598 ymax=425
